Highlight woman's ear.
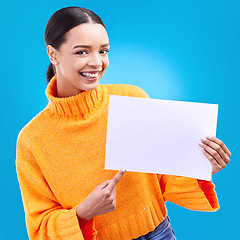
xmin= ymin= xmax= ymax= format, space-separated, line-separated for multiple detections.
xmin=47 ymin=45 xmax=59 ymax=65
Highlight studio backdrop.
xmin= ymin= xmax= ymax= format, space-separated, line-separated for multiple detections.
xmin=1 ymin=0 xmax=239 ymax=239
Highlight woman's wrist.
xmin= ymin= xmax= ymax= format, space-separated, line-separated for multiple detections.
xmin=76 ymin=203 xmax=92 ymax=223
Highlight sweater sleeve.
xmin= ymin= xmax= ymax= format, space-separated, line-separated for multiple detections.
xmin=159 ymin=175 xmax=219 ymax=211
xmin=16 ymin=137 xmax=97 ymax=240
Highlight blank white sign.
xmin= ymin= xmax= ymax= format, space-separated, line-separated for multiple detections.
xmin=105 ymin=95 xmax=218 ymax=181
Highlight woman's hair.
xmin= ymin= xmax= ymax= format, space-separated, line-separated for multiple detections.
xmin=44 ymin=7 xmax=106 ymax=82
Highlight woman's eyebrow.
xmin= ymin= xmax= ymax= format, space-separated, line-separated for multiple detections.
xmin=73 ymin=43 xmax=110 ymax=49
xmin=101 ymin=43 xmax=110 ymax=47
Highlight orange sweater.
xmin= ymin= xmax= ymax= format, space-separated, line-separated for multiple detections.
xmin=16 ymin=76 xmax=219 ymax=240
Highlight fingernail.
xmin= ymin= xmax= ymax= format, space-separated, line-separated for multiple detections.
xmin=199 ymin=142 xmax=204 ymax=147
xmin=121 ymin=168 xmax=126 ymax=173
xmin=207 ymin=135 xmax=213 ymax=140
xmin=201 ymin=137 xmax=207 ymax=142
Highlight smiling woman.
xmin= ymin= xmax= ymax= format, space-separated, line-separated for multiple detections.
xmin=44 ymin=7 xmax=110 ymax=97
xmin=16 ymin=6 xmax=231 ymax=240
xmin=47 ymin=23 xmax=110 ymax=97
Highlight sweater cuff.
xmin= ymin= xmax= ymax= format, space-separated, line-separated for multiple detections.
xmin=79 ymin=218 xmax=97 ymax=240
xmin=75 ymin=206 xmax=97 ymax=240
xmin=54 ymin=206 xmax=97 ymax=239
xmin=198 ymin=180 xmax=220 ymax=211
xmin=162 ymin=175 xmax=219 ymax=212
xmin=51 ymin=206 xmax=83 ymax=238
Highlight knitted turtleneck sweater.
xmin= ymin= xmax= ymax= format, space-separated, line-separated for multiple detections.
xmin=16 ymin=76 xmax=219 ymax=240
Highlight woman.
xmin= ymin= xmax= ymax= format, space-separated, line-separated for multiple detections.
xmin=16 ymin=7 xmax=231 ymax=240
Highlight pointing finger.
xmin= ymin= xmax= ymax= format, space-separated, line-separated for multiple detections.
xmin=99 ymin=180 xmax=111 ymax=189
xmin=106 ymin=168 xmax=126 ymax=192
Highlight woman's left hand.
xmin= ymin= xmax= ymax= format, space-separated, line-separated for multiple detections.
xmin=199 ymin=136 xmax=231 ymax=175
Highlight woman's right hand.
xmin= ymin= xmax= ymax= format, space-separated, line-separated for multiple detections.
xmin=76 ymin=168 xmax=126 ymax=222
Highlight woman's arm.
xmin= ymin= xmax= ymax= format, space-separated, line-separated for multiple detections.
xmin=16 ymin=139 xmax=87 ymax=240
xmin=17 ymin=136 xmax=125 ymax=240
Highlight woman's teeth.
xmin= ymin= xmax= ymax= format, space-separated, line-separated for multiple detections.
xmin=81 ymin=72 xmax=99 ymax=78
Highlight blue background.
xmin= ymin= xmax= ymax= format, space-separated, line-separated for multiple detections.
xmin=1 ymin=0 xmax=239 ymax=239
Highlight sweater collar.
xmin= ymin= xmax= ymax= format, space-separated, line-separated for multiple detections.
xmin=45 ymin=76 xmax=105 ymax=116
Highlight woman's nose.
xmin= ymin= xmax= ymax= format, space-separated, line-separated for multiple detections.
xmin=88 ymin=53 xmax=102 ymax=67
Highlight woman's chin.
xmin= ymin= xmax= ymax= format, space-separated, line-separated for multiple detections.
xmin=81 ymin=82 xmax=99 ymax=92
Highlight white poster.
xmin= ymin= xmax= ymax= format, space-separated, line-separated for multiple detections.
xmin=105 ymin=95 xmax=218 ymax=181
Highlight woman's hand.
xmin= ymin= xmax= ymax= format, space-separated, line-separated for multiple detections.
xmin=199 ymin=136 xmax=231 ymax=175
xmin=76 ymin=168 xmax=126 ymax=222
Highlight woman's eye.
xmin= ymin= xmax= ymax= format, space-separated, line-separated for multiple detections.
xmin=76 ymin=50 xmax=88 ymax=55
xmin=100 ymin=49 xmax=109 ymax=55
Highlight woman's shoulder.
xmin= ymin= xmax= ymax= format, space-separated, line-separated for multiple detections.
xmin=102 ymin=84 xmax=150 ymax=98
xmin=17 ymin=108 xmax=51 ymax=145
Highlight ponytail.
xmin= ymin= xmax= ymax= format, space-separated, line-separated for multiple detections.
xmin=46 ymin=63 xmax=55 ymax=83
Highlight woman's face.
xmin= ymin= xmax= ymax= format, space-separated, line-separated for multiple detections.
xmin=48 ymin=23 xmax=110 ymax=97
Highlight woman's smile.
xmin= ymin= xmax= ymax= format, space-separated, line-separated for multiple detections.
xmin=80 ymin=70 xmax=102 ymax=82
